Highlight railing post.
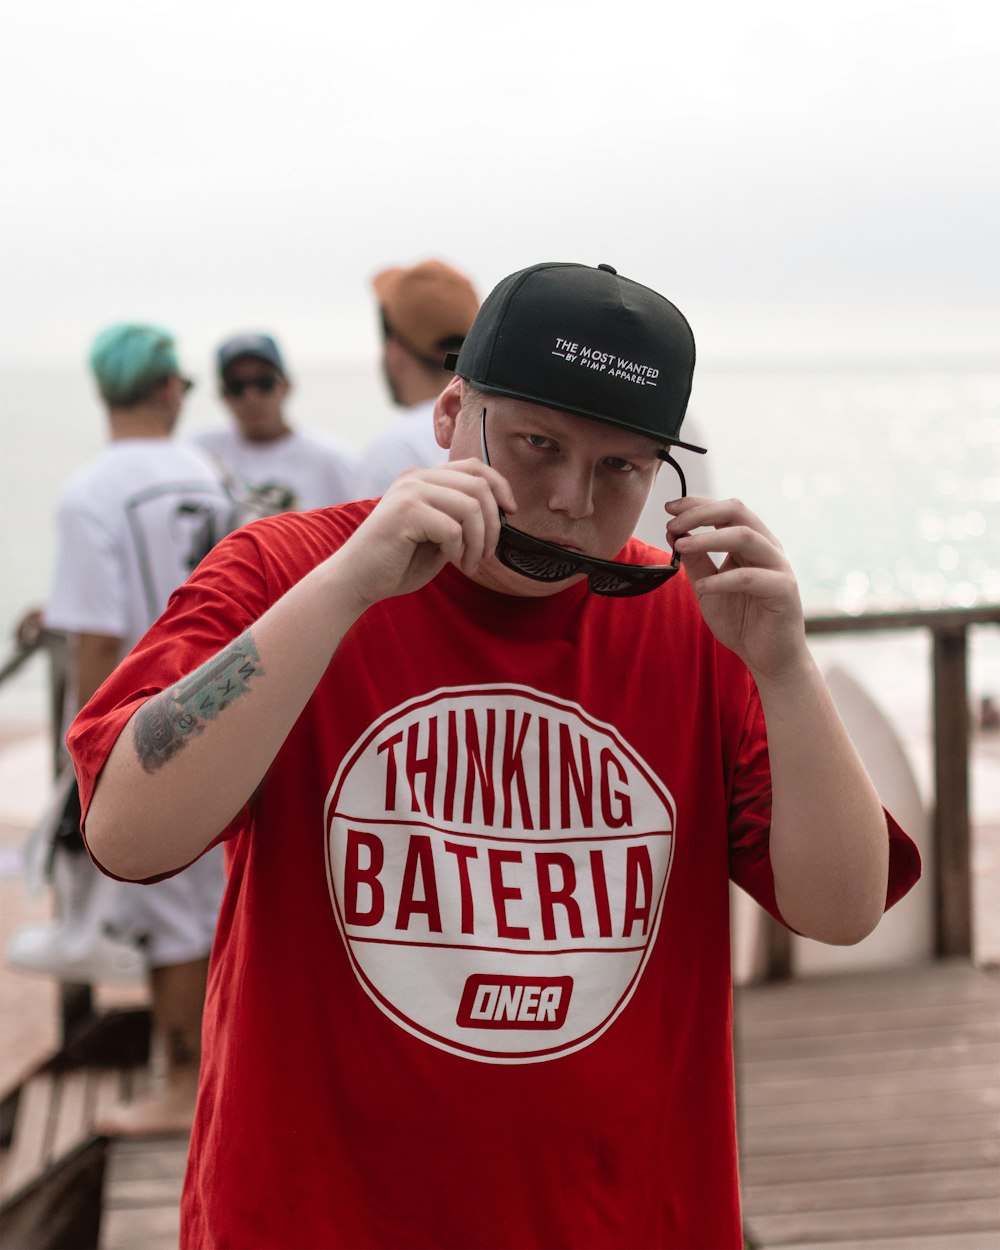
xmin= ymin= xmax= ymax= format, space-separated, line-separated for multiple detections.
xmin=932 ymin=624 xmax=972 ymax=958
xmin=757 ymin=911 xmax=792 ymax=982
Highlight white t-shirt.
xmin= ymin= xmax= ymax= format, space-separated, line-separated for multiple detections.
xmin=193 ymin=427 xmax=357 ymax=512
xmin=353 ymin=398 xmax=445 ymax=499
xmin=45 ymin=437 xmax=232 ymax=966
xmin=44 ymin=438 xmax=235 ymax=654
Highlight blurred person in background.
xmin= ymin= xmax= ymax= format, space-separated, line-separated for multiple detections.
xmin=6 ymin=322 xmax=235 ymax=1136
xmin=354 ymin=259 xmax=479 ymax=497
xmin=194 ymin=332 xmax=356 ymax=515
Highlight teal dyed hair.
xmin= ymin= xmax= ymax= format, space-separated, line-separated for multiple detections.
xmin=89 ymin=322 xmax=180 ymax=406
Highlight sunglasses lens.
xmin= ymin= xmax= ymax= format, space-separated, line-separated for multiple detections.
xmin=589 ymin=570 xmax=639 ymax=596
xmin=501 ymin=542 xmax=578 ymax=582
xmin=590 ymin=569 xmax=673 ymax=597
xmin=225 ymin=375 xmax=278 ymax=398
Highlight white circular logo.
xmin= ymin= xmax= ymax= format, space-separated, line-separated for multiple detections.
xmin=325 ymin=685 xmax=675 ymax=1063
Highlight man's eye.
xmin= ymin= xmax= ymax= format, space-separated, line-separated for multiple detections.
xmin=525 ymin=435 xmax=554 ymax=449
xmin=606 ymin=457 xmax=635 ymax=472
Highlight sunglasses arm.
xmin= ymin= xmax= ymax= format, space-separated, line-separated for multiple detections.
xmin=657 ymin=449 xmax=688 ymax=499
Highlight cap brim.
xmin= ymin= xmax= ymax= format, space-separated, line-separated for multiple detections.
xmin=372 ymin=268 xmax=404 ymax=301
xmin=452 ymin=368 xmax=708 ymax=455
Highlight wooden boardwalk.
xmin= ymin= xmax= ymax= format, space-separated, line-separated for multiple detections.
xmin=93 ymin=961 xmax=999 ymax=1250
xmin=737 ymin=959 xmax=1000 ymax=1250
xmin=100 ymin=1136 xmax=187 ymax=1250
xmin=3 ymin=961 xmax=997 ymax=1248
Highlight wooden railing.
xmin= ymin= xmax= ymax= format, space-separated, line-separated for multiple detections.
xmin=759 ymin=603 xmax=1000 ymax=979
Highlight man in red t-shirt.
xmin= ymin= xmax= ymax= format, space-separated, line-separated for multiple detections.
xmin=69 ymin=262 xmax=919 ymax=1249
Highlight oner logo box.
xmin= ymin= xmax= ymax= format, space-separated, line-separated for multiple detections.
xmin=324 ymin=685 xmax=676 ymax=1064
xmin=457 ymin=975 xmax=573 ymax=1030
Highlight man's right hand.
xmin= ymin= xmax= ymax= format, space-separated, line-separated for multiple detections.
xmin=333 ymin=458 xmax=517 ymax=612
xmin=14 ymin=607 xmax=45 ymax=650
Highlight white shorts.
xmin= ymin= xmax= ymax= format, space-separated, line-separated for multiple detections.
xmin=111 ymin=844 xmax=226 ymax=968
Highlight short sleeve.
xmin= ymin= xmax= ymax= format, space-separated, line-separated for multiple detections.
xmin=67 ymin=525 xmax=272 ymax=875
xmin=727 ymin=684 xmax=922 ymax=925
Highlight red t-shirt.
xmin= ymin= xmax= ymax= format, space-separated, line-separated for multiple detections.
xmin=69 ymin=502 xmax=920 ymax=1250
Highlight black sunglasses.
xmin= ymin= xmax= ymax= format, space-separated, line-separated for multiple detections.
xmin=222 ymin=374 xmax=280 ymax=399
xmin=479 ymin=408 xmax=685 ymax=598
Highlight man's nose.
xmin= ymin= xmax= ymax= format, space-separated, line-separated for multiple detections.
xmin=547 ymin=464 xmax=595 ymax=519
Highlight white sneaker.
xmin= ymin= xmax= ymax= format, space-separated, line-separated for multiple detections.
xmin=6 ymin=922 xmax=146 ymax=984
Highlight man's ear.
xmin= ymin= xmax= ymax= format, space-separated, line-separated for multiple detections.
xmin=433 ymin=376 xmax=464 ymax=449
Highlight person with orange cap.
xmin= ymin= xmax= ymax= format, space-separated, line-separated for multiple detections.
xmin=355 ymin=259 xmax=479 ymax=497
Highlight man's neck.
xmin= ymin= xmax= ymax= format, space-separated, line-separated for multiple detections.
xmin=238 ymin=421 xmax=293 ymax=445
xmin=107 ymin=406 xmax=172 ymax=440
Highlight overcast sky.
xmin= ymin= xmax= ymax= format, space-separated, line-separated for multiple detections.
xmin=3 ymin=0 xmax=999 ymax=370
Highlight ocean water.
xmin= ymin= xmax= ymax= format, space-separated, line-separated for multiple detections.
xmin=1 ymin=360 xmax=999 ymax=766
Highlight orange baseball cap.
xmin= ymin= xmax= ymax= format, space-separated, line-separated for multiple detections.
xmin=373 ymin=259 xmax=479 ymax=368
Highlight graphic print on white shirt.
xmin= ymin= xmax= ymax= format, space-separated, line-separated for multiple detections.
xmin=325 ymin=685 xmax=675 ymax=1064
xmin=125 ymin=481 xmax=231 ymax=622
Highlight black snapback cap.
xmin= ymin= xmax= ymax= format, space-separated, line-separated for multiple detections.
xmin=446 ymin=262 xmax=705 ymax=453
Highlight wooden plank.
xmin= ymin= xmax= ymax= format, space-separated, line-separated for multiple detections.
xmin=765 ymin=958 xmax=992 ymax=985
xmin=739 ymin=965 xmax=1000 ymax=1247
xmin=0 ymin=1073 xmax=55 ymax=1200
xmin=108 ymin=1135 xmax=189 ymax=1158
xmin=745 ymin=1085 xmax=999 ymax=1129
xmin=743 ymin=1165 xmax=995 ymax=1214
xmin=741 ymin=1135 xmax=1000 ymax=1185
xmin=105 ymin=1141 xmax=188 ymax=1184
xmin=740 ymin=1041 xmax=1000 ymax=1082
xmin=102 ymin=1137 xmax=188 ymax=1250
xmin=737 ymin=968 xmax=998 ymax=1014
xmin=737 ymin=976 xmax=999 ymax=1023
xmin=738 ymin=996 xmax=998 ymax=1041
xmin=104 ymin=1137 xmax=188 ymax=1209
xmin=737 ymin=960 xmax=995 ymax=1005
xmin=741 ymin=1109 xmax=999 ymax=1153
xmin=768 ymin=1232 xmax=1000 ymax=1250
xmin=100 ymin=1202 xmax=180 ymax=1250
xmin=100 ymin=1134 xmax=186 ymax=1249
xmin=741 ymin=1060 xmax=998 ymax=1106
xmin=737 ymin=966 xmax=998 ymax=1012
xmin=49 ymin=1068 xmax=96 ymax=1161
xmin=738 ymin=1018 xmax=998 ymax=1062
xmin=105 ymin=1173 xmax=187 ymax=1207
xmin=746 ymin=1196 xmax=1000 ymax=1244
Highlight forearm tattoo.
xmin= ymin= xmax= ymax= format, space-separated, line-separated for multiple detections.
xmin=132 ymin=631 xmax=264 ymax=774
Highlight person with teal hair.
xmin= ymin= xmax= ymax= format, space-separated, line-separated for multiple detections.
xmin=7 ymin=319 xmax=235 ymax=1137
xmin=88 ymin=322 xmax=191 ymax=411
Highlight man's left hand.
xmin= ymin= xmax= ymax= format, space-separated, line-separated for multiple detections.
xmin=666 ymin=496 xmax=808 ymax=682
